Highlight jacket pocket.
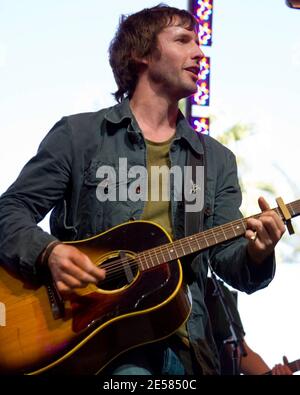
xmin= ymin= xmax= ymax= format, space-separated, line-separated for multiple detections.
xmin=81 ymin=159 xmax=142 ymax=235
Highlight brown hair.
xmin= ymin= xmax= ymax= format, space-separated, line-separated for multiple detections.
xmin=109 ymin=4 xmax=198 ymax=103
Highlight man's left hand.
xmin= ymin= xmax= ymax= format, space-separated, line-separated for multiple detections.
xmin=245 ymin=197 xmax=286 ymax=264
xmin=271 ymin=356 xmax=293 ymax=375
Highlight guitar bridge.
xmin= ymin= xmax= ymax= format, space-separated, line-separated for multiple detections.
xmin=46 ymin=281 xmax=65 ymax=319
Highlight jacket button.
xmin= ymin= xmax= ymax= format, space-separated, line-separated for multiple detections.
xmin=204 ymin=207 xmax=211 ymax=216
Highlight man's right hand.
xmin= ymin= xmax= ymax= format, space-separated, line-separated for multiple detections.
xmin=47 ymin=244 xmax=105 ymax=294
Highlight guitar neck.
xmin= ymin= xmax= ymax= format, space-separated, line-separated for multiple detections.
xmin=138 ymin=199 xmax=300 ymax=271
xmin=264 ymin=358 xmax=300 ymax=375
xmin=289 ymin=358 xmax=300 ymax=374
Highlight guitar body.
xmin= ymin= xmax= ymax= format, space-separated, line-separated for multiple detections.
xmin=0 ymin=221 xmax=191 ymax=375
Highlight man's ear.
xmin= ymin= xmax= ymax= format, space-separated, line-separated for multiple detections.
xmin=132 ymin=54 xmax=149 ymax=66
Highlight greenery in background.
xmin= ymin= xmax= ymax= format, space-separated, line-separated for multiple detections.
xmin=214 ymin=120 xmax=300 ymax=264
xmin=216 ymin=122 xmax=275 ymax=198
xmin=181 ymin=96 xmax=299 ymax=263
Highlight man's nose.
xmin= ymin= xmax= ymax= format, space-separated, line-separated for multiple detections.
xmin=192 ymin=41 xmax=205 ymax=63
xmin=194 ymin=45 xmax=205 ymax=61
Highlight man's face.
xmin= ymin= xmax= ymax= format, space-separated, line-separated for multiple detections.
xmin=146 ymin=23 xmax=204 ymax=101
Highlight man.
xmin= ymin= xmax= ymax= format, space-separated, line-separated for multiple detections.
xmin=0 ymin=5 xmax=285 ymax=375
xmin=205 ymin=277 xmax=293 ymax=375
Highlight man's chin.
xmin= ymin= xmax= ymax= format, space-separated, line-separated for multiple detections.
xmin=184 ymin=85 xmax=198 ymax=98
xmin=186 ymin=81 xmax=198 ymax=94
xmin=175 ymin=83 xmax=198 ymax=100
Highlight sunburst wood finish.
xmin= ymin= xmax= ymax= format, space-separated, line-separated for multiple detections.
xmin=0 ymin=198 xmax=299 ymax=374
xmin=0 ymin=221 xmax=190 ymax=374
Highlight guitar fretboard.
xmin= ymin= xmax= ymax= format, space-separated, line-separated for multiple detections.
xmin=264 ymin=358 xmax=300 ymax=375
xmin=289 ymin=358 xmax=300 ymax=374
xmin=137 ymin=199 xmax=300 ymax=271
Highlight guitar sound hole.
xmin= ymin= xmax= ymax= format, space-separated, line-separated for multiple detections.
xmin=98 ymin=254 xmax=139 ymax=291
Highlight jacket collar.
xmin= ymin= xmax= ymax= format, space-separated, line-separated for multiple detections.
xmin=104 ymin=98 xmax=133 ymax=124
xmin=175 ymin=111 xmax=204 ymax=156
xmin=104 ymin=98 xmax=204 ymax=155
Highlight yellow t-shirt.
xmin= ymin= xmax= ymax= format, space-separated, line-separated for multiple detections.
xmin=141 ymin=137 xmax=189 ymax=343
xmin=141 ymin=138 xmax=173 ymax=237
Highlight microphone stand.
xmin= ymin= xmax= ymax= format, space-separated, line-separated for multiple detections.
xmin=208 ymin=260 xmax=247 ymax=375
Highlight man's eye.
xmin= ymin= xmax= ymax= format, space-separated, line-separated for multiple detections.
xmin=176 ymin=38 xmax=188 ymax=43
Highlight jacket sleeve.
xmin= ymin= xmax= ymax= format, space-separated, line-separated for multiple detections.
xmin=0 ymin=118 xmax=72 ymax=280
xmin=208 ymin=145 xmax=275 ymax=294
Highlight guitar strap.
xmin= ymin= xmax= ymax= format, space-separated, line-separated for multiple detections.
xmin=181 ymin=132 xmax=207 ymax=284
xmin=184 ymin=132 xmax=207 ymax=237
xmin=184 ymin=135 xmax=221 ymax=374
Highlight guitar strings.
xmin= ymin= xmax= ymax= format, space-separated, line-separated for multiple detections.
xmin=98 ymin=202 xmax=300 ymax=280
xmin=99 ymin=211 xmax=254 ymax=276
xmin=97 ymin=216 xmax=248 ymax=278
xmin=97 ymin=202 xmax=300 ymax=283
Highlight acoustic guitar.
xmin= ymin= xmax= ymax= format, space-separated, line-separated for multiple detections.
xmin=0 ymin=198 xmax=299 ymax=374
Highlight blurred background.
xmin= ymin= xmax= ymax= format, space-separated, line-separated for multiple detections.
xmin=0 ymin=0 xmax=299 ymax=372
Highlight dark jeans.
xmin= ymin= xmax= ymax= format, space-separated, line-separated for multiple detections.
xmin=104 ymin=336 xmax=202 ymax=375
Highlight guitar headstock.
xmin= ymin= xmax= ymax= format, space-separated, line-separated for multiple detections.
xmin=276 ymin=197 xmax=295 ymax=235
